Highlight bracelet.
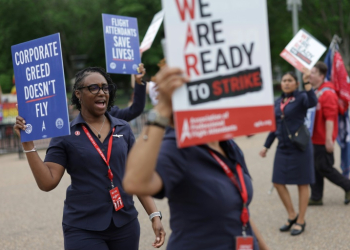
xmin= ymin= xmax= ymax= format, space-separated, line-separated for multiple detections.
xmin=143 ymin=123 xmax=166 ymax=141
xmin=149 ymin=211 xmax=162 ymax=221
xmin=23 ymin=146 xmax=37 ymax=153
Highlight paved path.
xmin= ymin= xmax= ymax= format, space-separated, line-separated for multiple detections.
xmin=0 ymin=132 xmax=349 ymax=250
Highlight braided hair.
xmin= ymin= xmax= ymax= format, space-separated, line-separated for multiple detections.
xmin=71 ymin=67 xmax=117 ymax=111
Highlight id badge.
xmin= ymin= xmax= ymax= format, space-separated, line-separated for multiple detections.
xmin=110 ymin=187 xmax=124 ymax=212
xmin=236 ymin=236 xmax=253 ymax=250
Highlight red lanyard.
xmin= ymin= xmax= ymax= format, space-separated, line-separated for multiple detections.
xmin=208 ymin=150 xmax=249 ymax=233
xmin=280 ymin=97 xmax=293 ymax=115
xmin=82 ymin=125 xmax=116 ymax=188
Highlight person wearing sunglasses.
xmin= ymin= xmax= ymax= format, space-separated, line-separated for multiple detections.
xmin=13 ymin=66 xmax=165 ymax=250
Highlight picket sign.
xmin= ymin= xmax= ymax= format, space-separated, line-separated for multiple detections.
xmin=162 ymin=0 xmax=275 ymax=148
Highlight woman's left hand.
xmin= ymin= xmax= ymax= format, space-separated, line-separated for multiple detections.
xmin=151 ymin=217 xmax=166 ymax=248
xmin=259 ymin=147 xmax=268 ymax=158
xmin=135 ymin=63 xmax=146 ymax=85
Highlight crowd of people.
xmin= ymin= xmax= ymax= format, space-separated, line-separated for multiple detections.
xmin=14 ymin=52 xmax=350 ymax=249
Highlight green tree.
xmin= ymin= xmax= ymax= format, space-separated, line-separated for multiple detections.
xmin=300 ymin=0 xmax=350 ymax=67
xmin=1 ymin=0 xmax=349 ymax=94
xmin=0 ymin=0 xmax=163 ymax=93
xmin=267 ymin=0 xmax=350 ymax=75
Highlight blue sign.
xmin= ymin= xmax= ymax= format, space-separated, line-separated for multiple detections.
xmin=305 ymin=107 xmax=316 ymax=137
xmin=102 ymin=14 xmax=141 ymax=75
xmin=11 ymin=33 xmax=70 ymax=142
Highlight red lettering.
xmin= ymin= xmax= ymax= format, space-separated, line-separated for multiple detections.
xmin=184 ymin=24 xmax=196 ymax=50
xmin=175 ymin=0 xmax=196 ymax=21
xmin=212 ymin=81 xmax=222 ymax=96
xmin=185 ymin=54 xmax=199 ymax=77
xmin=252 ymin=72 xmax=261 ymax=87
xmin=238 ymin=76 xmax=245 ymax=89
xmin=229 ymin=77 xmax=240 ymax=91
xmin=222 ymin=78 xmax=229 ymax=93
xmin=243 ymin=74 xmax=254 ymax=88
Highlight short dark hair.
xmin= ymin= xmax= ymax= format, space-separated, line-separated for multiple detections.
xmin=282 ymin=71 xmax=298 ymax=83
xmin=313 ymin=61 xmax=328 ymax=79
xmin=71 ymin=67 xmax=117 ymax=111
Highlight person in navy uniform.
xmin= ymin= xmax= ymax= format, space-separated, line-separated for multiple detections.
xmin=14 ymin=66 xmax=165 ymax=250
xmin=123 ymin=67 xmax=269 ymax=250
xmin=259 ymin=71 xmax=317 ymax=236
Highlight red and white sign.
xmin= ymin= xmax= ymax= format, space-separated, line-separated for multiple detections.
xmin=139 ymin=10 xmax=164 ymax=53
xmin=280 ymin=29 xmax=326 ymax=71
xmin=162 ymin=0 xmax=275 ymax=148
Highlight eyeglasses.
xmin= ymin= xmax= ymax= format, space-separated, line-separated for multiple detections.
xmin=78 ymin=84 xmax=115 ymax=95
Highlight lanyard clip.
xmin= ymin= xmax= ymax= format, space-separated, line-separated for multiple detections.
xmin=242 ymin=225 xmax=247 ymax=237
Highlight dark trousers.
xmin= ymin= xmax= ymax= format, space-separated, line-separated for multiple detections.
xmin=63 ymin=218 xmax=140 ymax=250
xmin=310 ymin=144 xmax=350 ymax=200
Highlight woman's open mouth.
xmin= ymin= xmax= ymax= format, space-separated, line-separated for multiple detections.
xmin=95 ymin=100 xmax=106 ymax=108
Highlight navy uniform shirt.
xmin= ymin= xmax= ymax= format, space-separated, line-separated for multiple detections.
xmin=44 ymin=113 xmax=137 ymax=231
xmin=264 ymin=90 xmax=317 ymax=148
xmin=109 ymin=81 xmax=146 ymax=121
xmin=154 ymin=128 xmax=259 ymax=250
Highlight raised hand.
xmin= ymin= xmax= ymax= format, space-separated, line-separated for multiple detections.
xmin=135 ymin=63 xmax=146 ymax=85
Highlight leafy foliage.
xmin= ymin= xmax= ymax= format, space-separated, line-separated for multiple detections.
xmin=268 ymin=0 xmax=350 ymax=76
xmin=0 ymin=0 xmax=163 ymax=94
xmin=0 ymin=0 xmax=349 ymax=94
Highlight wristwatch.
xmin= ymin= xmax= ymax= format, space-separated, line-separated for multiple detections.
xmin=146 ymin=109 xmax=169 ymax=128
xmin=149 ymin=211 xmax=162 ymax=221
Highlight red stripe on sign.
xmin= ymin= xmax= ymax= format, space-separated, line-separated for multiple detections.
xmin=113 ymin=58 xmax=134 ymax=62
xmin=174 ymin=105 xmax=275 ymax=148
xmin=25 ymin=95 xmax=55 ymax=103
xmin=280 ymin=49 xmax=304 ymax=72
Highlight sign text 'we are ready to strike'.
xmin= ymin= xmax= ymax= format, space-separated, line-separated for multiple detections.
xmin=163 ymin=0 xmax=275 ymax=148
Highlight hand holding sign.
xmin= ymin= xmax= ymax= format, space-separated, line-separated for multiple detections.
xmin=13 ymin=104 xmax=25 ymax=138
xmin=135 ymin=63 xmax=146 ymax=85
xmin=302 ymin=67 xmax=311 ymax=83
xmin=154 ymin=67 xmax=190 ymax=118
xmin=13 ymin=110 xmax=36 ymax=152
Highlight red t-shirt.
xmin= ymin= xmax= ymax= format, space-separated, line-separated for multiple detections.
xmin=312 ymin=82 xmax=338 ymax=145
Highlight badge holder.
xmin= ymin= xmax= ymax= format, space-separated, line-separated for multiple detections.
xmin=236 ymin=226 xmax=253 ymax=250
xmin=235 ymin=206 xmax=253 ymax=250
xmin=110 ymin=186 xmax=124 ymax=212
xmin=108 ymin=168 xmax=124 ymax=212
